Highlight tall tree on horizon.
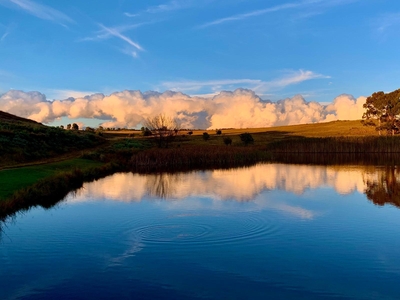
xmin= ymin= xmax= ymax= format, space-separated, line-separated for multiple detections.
xmin=362 ymin=89 xmax=400 ymax=135
xmin=144 ymin=114 xmax=180 ymax=148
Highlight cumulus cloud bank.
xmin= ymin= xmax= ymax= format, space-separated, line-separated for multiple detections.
xmin=0 ymin=89 xmax=366 ymax=129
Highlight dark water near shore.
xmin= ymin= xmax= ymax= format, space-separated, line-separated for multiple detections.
xmin=1 ymin=163 xmax=400 ymax=299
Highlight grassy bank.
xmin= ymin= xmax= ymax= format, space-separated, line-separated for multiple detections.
xmin=0 ymin=158 xmax=104 ymax=201
xmin=0 ymin=162 xmax=120 ymax=221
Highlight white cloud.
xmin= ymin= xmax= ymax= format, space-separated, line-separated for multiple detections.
xmin=2 ymin=0 xmax=74 ymax=25
xmin=0 ymin=88 xmax=366 ymax=129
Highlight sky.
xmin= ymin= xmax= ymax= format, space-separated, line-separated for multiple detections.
xmin=0 ymin=0 xmax=399 ymax=129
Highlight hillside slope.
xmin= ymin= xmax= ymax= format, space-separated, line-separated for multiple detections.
xmin=0 ymin=110 xmax=105 ymax=167
xmin=0 ymin=111 xmax=41 ymax=125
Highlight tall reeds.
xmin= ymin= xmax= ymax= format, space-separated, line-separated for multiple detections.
xmin=267 ymin=136 xmax=400 ymax=154
xmin=129 ymin=145 xmax=270 ymax=172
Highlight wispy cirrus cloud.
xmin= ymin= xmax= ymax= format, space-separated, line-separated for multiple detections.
xmin=80 ymin=23 xmax=146 ymax=42
xmin=161 ymin=79 xmax=262 ymax=92
xmin=198 ymin=0 xmax=358 ymax=28
xmin=376 ymin=12 xmax=400 ymax=33
xmin=45 ymin=89 xmax=97 ymax=100
xmin=0 ymin=69 xmax=14 ymax=79
xmin=252 ymin=70 xmax=330 ymax=94
xmin=124 ymin=0 xmax=192 ymax=18
xmin=1 ymin=31 xmax=9 ymax=41
xmin=145 ymin=0 xmax=183 ymax=14
xmin=161 ymin=70 xmax=330 ymax=95
xmin=80 ymin=23 xmax=145 ymax=58
xmin=0 ymin=0 xmax=74 ymax=25
xmin=198 ymin=1 xmax=304 ymax=28
xmin=0 ymin=22 xmax=16 ymax=42
xmin=124 ymin=12 xmax=139 ymax=18
xmin=98 ymin=23 xmax=143 ymax=51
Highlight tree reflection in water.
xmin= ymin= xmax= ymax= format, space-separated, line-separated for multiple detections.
xmin=145 ymin=173 xmax=181 ymax=199
xmin=365 ymin=167 xmax=400 ymax=207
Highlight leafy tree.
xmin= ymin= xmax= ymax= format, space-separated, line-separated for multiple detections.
xmin=362 ymin=89 xmax=400 ymax=135
xmin=239 ymin=132 xmax=254 ymax=145
xmin=223 ymin=137 xmax=232 ymax=145
xmin=202 ymin=132 xmax=210 ymax=141
xmin=66 ymin=124 xmax=71 ymax=130
xmin=216 ymin=129 xmax=222 ymax=135
xmin=188 ymin=131 xmax=193 ymax=135
xmin=72 ymin=123 xmax=79 ymax=131
xmin=144 ymin=114 xmax=180 ymax=147
xmin=85 ymin=126 xmax=95 ymax=132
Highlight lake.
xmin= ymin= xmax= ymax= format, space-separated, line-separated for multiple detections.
xmin=1 ymin=163 xmax=400 ymax=299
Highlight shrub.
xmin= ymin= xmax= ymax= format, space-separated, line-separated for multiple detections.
xmin=142 ymin=128 xmax=152 ymax=136
xmin=203 ymin=132 xmax=210 ymax=141
xmin=239 ymin=133 xmax=254 ymax=145
xmin=188 ymin=131 xmax=193 ymax=135
xmin=223 ymin=137 xmax=232 ymax=145
xmin=216 ymin=129 xmax=222 ymax=135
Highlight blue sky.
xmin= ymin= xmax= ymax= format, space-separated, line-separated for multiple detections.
xmin=0 ymin=0 xmax=399 ymax=101
xmin=0 ymin=0 xmax=399 ymax=128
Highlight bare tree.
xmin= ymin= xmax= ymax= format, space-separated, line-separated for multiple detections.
xmin=143 ymin=114 xmax=180 ymax=147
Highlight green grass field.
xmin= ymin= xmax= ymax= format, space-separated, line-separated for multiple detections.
xmin=0 ymin=158 xmax=103 ymax=200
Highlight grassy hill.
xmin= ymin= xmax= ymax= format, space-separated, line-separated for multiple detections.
xmin=0 ymin=111 xmax=105 ymax=167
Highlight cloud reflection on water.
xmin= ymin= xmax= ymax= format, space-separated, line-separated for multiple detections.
xmin=67 ymin=163 xmax=383 ymax=204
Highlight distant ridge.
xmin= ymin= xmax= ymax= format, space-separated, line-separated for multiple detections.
xmin=0 ymin=110 xmax=41 ymax=125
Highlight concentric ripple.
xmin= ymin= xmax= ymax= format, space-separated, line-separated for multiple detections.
xmin=131 ymin=212 xmax=282 ymax=247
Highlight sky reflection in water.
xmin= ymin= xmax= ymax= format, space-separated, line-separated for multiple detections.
xmin=1 ymin=163 xmax=400 ymax=300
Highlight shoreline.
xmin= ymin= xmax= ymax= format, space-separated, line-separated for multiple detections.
xmin=2 ymin=127 xmax=400 ymax=222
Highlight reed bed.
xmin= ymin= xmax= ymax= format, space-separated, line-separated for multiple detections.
xmin=267 ymin=136 xmax=400 ymax=154
xmin=270 ymin=153 xmax=400 ymax=166
xmin=129 ymin=145 xmax=270 ymax=172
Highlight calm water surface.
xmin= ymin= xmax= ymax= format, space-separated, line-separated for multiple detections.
xmin=1 ymin=163 xmax=400 ymax=299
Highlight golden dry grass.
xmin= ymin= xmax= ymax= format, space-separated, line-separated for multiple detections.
xmin=101 ymin=120 xmax=380 ymax=147
xmin=178 ymin=120 xmax=378 ymax=137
